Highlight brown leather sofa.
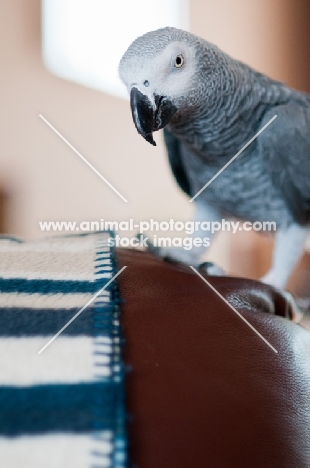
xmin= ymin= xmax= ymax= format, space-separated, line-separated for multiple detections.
xmin=117 ymin=248 xmax=310 ymax=468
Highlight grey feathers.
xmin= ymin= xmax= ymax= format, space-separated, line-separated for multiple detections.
xmin=119 ymin=27 xmax=310 ymax=228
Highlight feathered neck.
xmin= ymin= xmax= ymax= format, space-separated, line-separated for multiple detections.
xmin=168 ymin=48 xmax=291 ymax=158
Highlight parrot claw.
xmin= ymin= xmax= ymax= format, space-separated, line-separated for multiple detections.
xmin=136 ymin=233 xmax=198 ymax=264
xmin=135 ymin=233 xmax=161 ymax=257
xmin=197 ymin=262 xmax=225 ymax=276
xmin=137 ymin=233 xmax=199 ymax=265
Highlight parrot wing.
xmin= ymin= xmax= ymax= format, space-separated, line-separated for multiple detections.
xmin=163 ymin=127 xmax=191 ymax=197
xmin=260 ymin=101 xmax=310 ymax=225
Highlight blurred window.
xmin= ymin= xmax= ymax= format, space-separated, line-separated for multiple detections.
xmin=42 ymin=0 xmax=189 ymax=99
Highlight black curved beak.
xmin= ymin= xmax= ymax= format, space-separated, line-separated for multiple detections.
xmin=130 ymin=87 xmax=177 ymax=146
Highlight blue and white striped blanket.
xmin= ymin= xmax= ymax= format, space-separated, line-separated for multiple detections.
xmin=0 ymin=231 xmax=127 ymax=468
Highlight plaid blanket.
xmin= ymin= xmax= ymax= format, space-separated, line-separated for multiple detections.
xmin=0 ymin=231 xmax=127 ymax=468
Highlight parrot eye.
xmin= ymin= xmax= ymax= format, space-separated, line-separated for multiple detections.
xmin=174 ymin=54 xmax=184 ymax=68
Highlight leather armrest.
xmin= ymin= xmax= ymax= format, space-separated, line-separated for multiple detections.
xmin=117 ymin=248 xmax=310 ymax=468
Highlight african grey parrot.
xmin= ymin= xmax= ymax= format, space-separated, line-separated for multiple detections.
xmin=119 ymin=27 xmax=310 ymax=289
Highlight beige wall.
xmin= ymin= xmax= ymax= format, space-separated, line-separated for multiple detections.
xmin=0 ymin=0 xmax=309 ymax=275
xmin=0 ymin=1 xmax=192 ymax=237
xmin=191 ymin=0 xmax=310 ymax=92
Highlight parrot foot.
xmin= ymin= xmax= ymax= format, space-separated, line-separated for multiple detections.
xmin=260 ymin=269 xmax=288 ymax=290
xmin=136 ymin=234 xmax=225 ymax=275
xmin=136 ymin=233 xmax=202 ymax=265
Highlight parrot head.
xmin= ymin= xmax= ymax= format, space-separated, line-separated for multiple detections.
xmin=119 ymin=27 xmax=205 ymax=146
